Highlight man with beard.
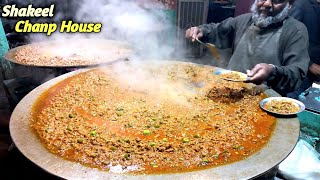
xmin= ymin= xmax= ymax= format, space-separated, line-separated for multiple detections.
xmin=186 ymin=0 xmax=309 ymax=96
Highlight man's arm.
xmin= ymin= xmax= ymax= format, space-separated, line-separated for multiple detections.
xmin=197 ymin=17 xmax=237 ymax=49
xmin=267 ymin=22 xmax=310 ymax=95
xmin=199 ymin=13 xmax=252 ymax=50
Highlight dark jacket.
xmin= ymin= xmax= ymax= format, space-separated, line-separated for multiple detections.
xmin=199 ymin=13 xmax=309 ymax=95
xmin=289 ymin=0 xmax=320 ymax=64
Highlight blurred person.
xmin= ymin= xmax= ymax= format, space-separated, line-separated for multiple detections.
xmin=0 ymin=18 xmax=15 ymax=80
xmin=287 ymin=0 xmax=320 ymax=99
xmin=185 ymin=0 xmax=309 ymax=96
xmin=0 ymin=18 xmax=11 ymax=158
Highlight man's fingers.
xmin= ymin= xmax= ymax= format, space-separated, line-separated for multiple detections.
xmin=250 ymin=69 xmax=263 ymax=80
xmin=197 ymin=31 xmax=203 ymax=40
xmin=186 ymin=27 xmax=203 ymax=42
xmin=247 ymin=66 xmax=261 ymax=77
xmin=248 ymin=69 xmax=265 ymax=85
xmin=185 ymin=29 xmax=191 ymax=38
xmin=192 ymin=28 xmax=199 ymax=41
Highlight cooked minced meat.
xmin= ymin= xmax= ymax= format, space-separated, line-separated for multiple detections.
xmin=14 ymin=40 xmax=132 ymax=67
xmin=30 ymin=62 xmax=275 ymax=174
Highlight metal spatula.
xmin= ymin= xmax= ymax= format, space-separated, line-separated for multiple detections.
xmin=196 ymin=39 xmax=220 ymax=60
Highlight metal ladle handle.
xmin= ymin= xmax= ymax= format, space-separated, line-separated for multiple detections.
xmin=195 ymin=39 xmax=220 ymax=60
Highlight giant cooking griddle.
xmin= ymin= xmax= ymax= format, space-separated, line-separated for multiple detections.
xmin=9 ymin=61 xmax=300 ymax=180
xmin=3 ymin=39 xmax=133 ymax=68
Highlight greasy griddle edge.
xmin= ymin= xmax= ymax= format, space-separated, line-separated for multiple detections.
xmin=9 ymin=63 xmax=300 ymax=180
xmin=3 ymin=39 xmax=132 ymax=68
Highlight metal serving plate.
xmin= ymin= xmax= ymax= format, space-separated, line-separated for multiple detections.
xmin=10 ymin=61 xmax=300 ymax=180
xmin=213 ymin=69 xmax=250 ymax=82
xmin=260 ymin=97 xmax=306 ymax=116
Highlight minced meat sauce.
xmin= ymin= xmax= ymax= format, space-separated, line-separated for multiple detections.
xmin=30 ymin=62 xmax=276 ymax=174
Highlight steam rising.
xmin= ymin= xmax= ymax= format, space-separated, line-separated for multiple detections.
xmin=104 ymin=60 xmax=196 ymax=107
xmin=30 ymin=0 xmax=176 ymax=59
xmin=26 ymin=0 xmax=194 ymax=105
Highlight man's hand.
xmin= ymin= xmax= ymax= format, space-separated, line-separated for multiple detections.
xmin=246 ymin=63 xmax=274 ymax=85
xmin=309 ymin=63 xmax=320 ymax=79
xmin=185 ymin=27 xmax=204 ymax=42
